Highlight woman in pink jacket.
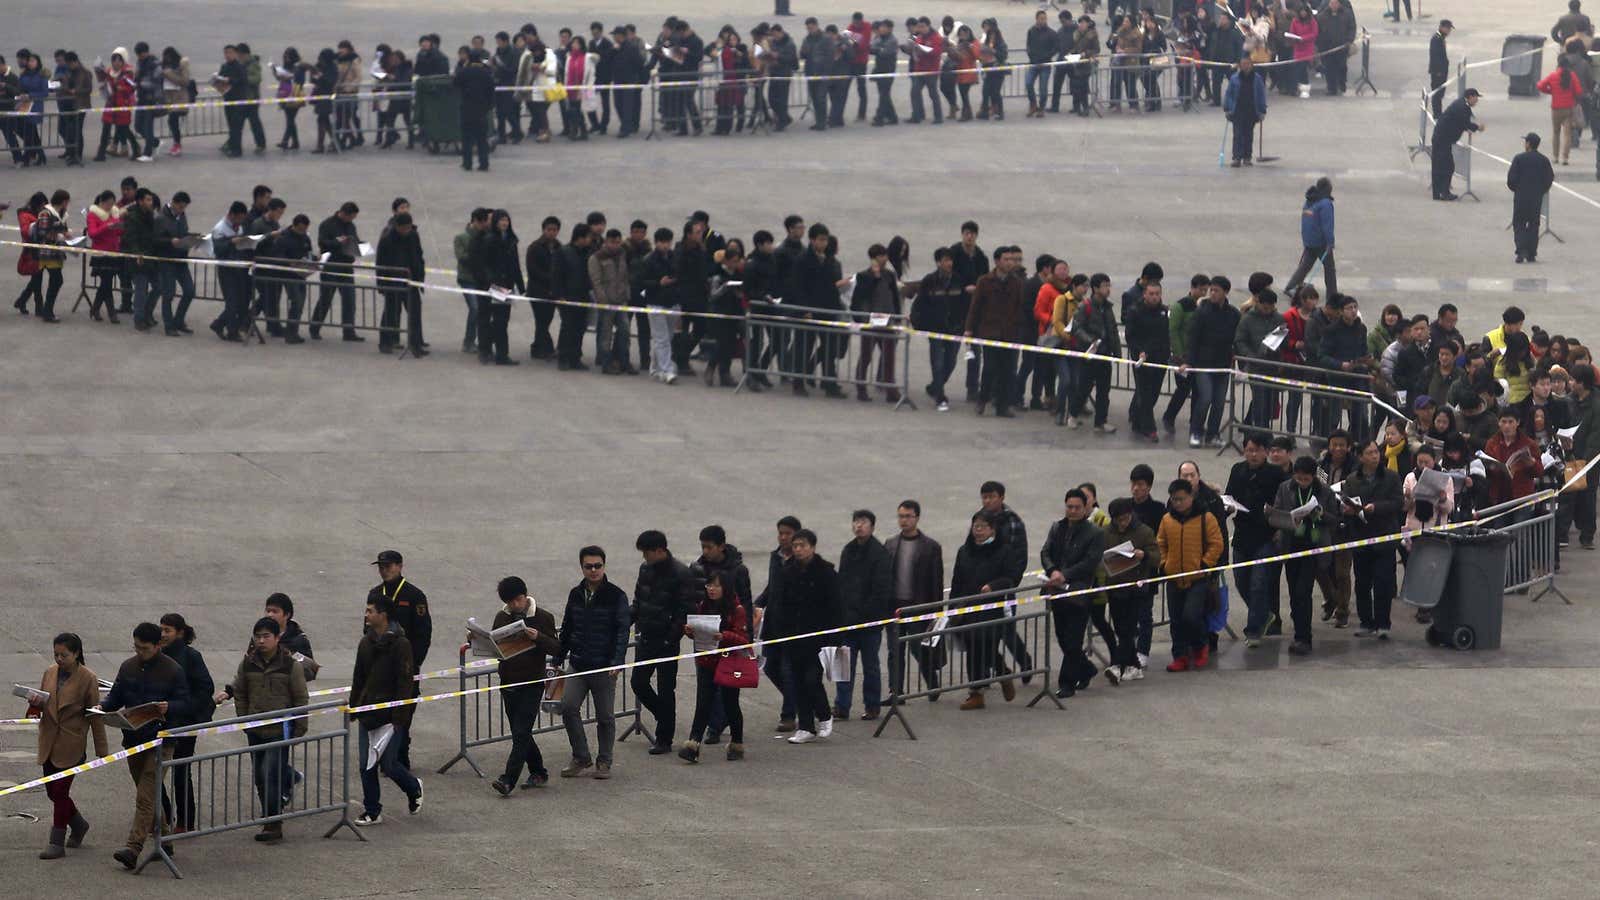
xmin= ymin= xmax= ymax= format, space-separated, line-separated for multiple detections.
xmin=84 ymin=190 xmax=125 ymax=322
xmin=1537 ymin=57 xmax=1584 ymax=165
xmin=1288 ymin=5 xmax=1319 ymax=98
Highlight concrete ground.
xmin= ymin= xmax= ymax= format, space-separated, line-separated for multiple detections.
xmin=2 ymin=1 xmax=1599 ymax=897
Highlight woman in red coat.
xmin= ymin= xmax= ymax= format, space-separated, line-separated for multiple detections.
xmin=12 ymin=191 xmax=47 ymax=315
xmin=93 ymin=48 xmax=137 ymax=162
xmin=679 ymin=570 xmax=750 ymax=763
xmin=84 ymin=190 xmax=125 ymax=322
xmin=1537 ymin=57 xmax=1584 ymax=166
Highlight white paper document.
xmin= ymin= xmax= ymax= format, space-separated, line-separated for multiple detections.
xmin=1221 ymin=494 xmax=1249 ymax=514
xmin=687 ymin=614 xmax=723 ymax=653
xmin=868 ymin=312 xmax=890 ymax=327
xmin=357 ymin=242 xmax=374 ymax=257
xmin=818 ymin=646 xmax=851 ymax=683
xmin=1266 ymin=496 xmax=1321 ymax=530
xmin=1557 ymin=425 xmax=1579 ymax=440
xmin=1105 ymin=541 xmax=1137 ymax=558
xmin=923 ymin=611 xmax=950 ymax=648
xmin=365 ymin=723 xmax=395 ymax=770
xmin=1261 ymin=325 xmax=1288 ymax=351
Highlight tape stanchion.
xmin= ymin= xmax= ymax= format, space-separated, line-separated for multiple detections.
xmin=0 ymin=738 xmax=164 ymax=798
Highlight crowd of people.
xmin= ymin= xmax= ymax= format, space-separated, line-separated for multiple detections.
xmin=0 ymin=1 xmax=1371 ymax=172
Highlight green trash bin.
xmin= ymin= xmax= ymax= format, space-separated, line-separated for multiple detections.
xmin=414 ymin=75 xmax=461 ymax=154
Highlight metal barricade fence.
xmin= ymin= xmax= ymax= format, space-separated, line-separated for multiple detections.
xmin=1095 ymin=54 xmax=1204 ymax=112
xmin=143 ymin=699 xmax=362 ymax=878
xmin=249 ymin=257 xmax=410 ymax=347
xmin=1224 ymin=357 xmax=1382 ymax=454
xmin=436 ymin=643 xmax=643 ymax=778
xmin=740 ymin=304 xmax=916 ymax=409
xmin=1498 ymin=508 xmax=1569 ymax=603
xmin=876 ymin=584 xmax=1062 ymax=740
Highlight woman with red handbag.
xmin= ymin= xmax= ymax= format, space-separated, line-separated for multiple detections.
xmin=680 ymin=571 xmax=750 ymax=763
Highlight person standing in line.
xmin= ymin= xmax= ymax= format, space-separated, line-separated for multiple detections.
xmin=1098 ymin=499 xmax=1159 ymax=685
xmin=1431 ymin=88 xmax=1483 ymax=201
xmin=1124 ymin=278 xmax=1171 ymax=443
xmin=869 ymin=19 xmax=900 ymax=125
xmin=32 ymin=632 xmax=109 ymax=860
xmin=156 ymin=614 xmax=214 ymax=840
xmin=486 ymin=577 xmax=560 ymax=796
xmin=835 ymin=510 xmax=892 ymax=720
xmin=1067 ymin=274 xmax=1120 ymax=433
xmin=638 ymin=226 xmax=680 ymax=383
xmin=1507 ymin=132 xmax=1556 ymax=264
xmin=454 ymin=49 xmax=495 ymax=170
xmin=1024 ymin=10 xmax=1054 ymax=117
xmin=678 ymin=571 xmax=750 ymax=762
xmin=631 ymin=530 xmax=699 ymax=756
xmin=767 ymin=529 xmax=840 ymax=744
xmin=1226 ymin=432 xmax=1289 ymax=646
xmin=884 ymin=501 xmax=945 ymax=698
xmin=1186 ymin=275 xmax=1240 ymax=448
xmin=1224 ymin=56 xmax=1267 ymax=167
xmin=765 ymin=23 xmax=799 ymax=131
xmin=590 ymin=228 xmax=634 ymax=375
xmin=375 ymin=207 xmax=428 ymax=356
xmin=1428 ymin=20 xmax=1452 ymax=119
xmin=350 ymin=596 xmax=422 ymax=826
xmin=558 ymin=547 xmax=632 ymax=780
xmin=225 ymin=617 xmax=308 ymax=843
xmin=754 ymin=516 xmax=803 ymax=730
xmin=964 ymin=245 xmax=1026 ymax=418
xmin=310 ymin=201 xmax=363 ymax=342
xmin=1274 ymin=457 xmax=1342 ymax=655
xmin=905 ymin=17 xmax=945 ymax=125
xmin=1041 ymin=488 xmax=1105 ymax=698
xmin=913 ymin=247 xmax=964 ymax=411
xmin=1343 ymin=439 xmax=1404 ymax=639
xmin=57 ymin=52 xmax=93 ymax=165
xmin=1157 ymin=480 xmax=1224 ymax=671
xmin=100 ymin=622 xmax=189 ymax=870
xmin=1537 ymin=57 xmax=1585 ymax=167
xmin=478 ymin=209 xmax=522 ymax=365
xmin=555 ymin=223 xmax=597 ymax=370
xmin=951 ymin=510 xmax=1016 ymax=711
xmin=1283 ymin=177 xmax=1337 ymax=298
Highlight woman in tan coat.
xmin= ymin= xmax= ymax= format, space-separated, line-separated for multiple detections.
xmin=33 ymin=632 xmax=109 ymax=860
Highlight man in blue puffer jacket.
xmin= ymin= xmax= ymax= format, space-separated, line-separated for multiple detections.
xmin=1284 ymin=176 xmax=1337 ymax=299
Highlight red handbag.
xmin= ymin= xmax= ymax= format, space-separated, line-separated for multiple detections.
xmin=713 ymin=652 xmax=759 ymax=689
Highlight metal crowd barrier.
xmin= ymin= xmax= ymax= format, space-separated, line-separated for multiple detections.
xmin=143 ymin=699 xmax=362 ymax=878
xmin=876 ymin=583 xmax=1062 ymax=740
xmin=436 ymin=642 xmax=643 ymax=778
xmin=739 ymin=303 xmax=916 ymax=408
xmin=1093 ymin=55 xmax=1205 ymax=112
xmin=1223 ymin=357 xmax=1382 ymax=454
xmin=1499 ymin=508 xmax=1569 ymax=603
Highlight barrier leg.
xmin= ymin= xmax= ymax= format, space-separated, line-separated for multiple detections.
xmin=435 ymin=662 xmax=484 ymax=776
xmin=873 ymin=621 xmax=917 ymax=740
xmin=1026 ymin=600 xmax=1066 ymax=710
xmin=324 ymin=724 xmax=366 ymax=841
xmin=137 ymin=760 xmax=182 ymax=878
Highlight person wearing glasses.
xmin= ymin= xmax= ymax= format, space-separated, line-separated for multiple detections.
xmin=556 ymin=547 xmax=631 ymax=780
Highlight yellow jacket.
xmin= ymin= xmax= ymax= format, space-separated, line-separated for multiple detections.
xmin=1157 ymin=509 xmax=1223 ymax=588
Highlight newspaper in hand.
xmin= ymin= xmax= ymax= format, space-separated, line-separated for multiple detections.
xmin=1102 ymin=541 xmax=1141 ymax=578
xmin=465 ymin=616 xmax=540 ymax=661
xmin=687 ymin=614 xmax=723 ymax=653
xmin=488 ymin=285 xmax=515 ymax=304
xmin=1557 ymin=425 xmax=1579 ymax=441
xmin=88 ymin=701 xmax=165 ymax=731
xmin=1413 ymin=467 xmax=1453 ymax=503
xmin=1266 ymin=496 xmax=1322 ymax=530
xmin=365 ymin=722 xmax=394 ymax=770
xmin=12 ymin=683 xmax=48 ymax=706
xmin=1261 ymin=324 xmax=1288 ymax=352
xmin=923 ymin=610 xmax=950 ymax=648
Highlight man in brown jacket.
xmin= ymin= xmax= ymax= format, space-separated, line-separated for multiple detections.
xmin=963 ymin=245 xmax=1027 ymax=417
xmin=884 ymin=500 xmax=946 ymax=697
xmin=229 ymin=617 xmax=309 ymax=842
xmin=351 ymin=597 xmax=422 ymax=826
xmin=588 ymin=228 xmax=634 ymax=374
xmin=488 ymin=576 xmax=561 ymax=795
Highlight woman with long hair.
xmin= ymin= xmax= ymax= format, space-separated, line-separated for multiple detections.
xmin=709 ymin=25 xmax=750 ymax=135
xmin=157 ymin=614 xmax=214 ymax=837
xmin=158 ymin=47 xmax=190 ymax=157
xmin=948 ymin=26 xmax=978 ymax=121
xmin=562 ymin=36 xmax=596 ymax=141
xmin=13 ymin=191 xmax=48 ymax=315
xmin=92 ymin=48 xmax=137 ymax=162
xmin=679 ymin=570 xmax=750 ymax=762
xmin=31 ymin=632 xmax=109 ymax=860
xmin=309 ymin=48 xmax=340 ymax=153
xmin=85 ymin=190 xmax=124 ymax=323
xmin=274 ymin=47 xmax=307 ymax=150
xmin=481 ymin=209 xmax=523 ymax=366
xmin=1537 ymin=55 xmax=1584 ymax=166
xmin=977 ymin=18 xmax=1008 ymax=121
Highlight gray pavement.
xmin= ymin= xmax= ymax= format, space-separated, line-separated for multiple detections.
xmin=2 ymin=1 xmax=1600 ymax=897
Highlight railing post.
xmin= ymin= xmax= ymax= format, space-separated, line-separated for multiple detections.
xmin=325 ymin=718 xmax=364 ymax=840
xmin=435 ymin=644 xmax=482 ymax=776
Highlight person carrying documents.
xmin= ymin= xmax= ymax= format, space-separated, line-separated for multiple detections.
xmin=1341 ymin=440 xmax=1405 ymax=638
xmin=97 ymin=622 xmax=190 ymax=869
xmin=1270 ymin=458 xmax=1341 ymax=656
xmin=29 ymin=633 xmax=109 ymax=860
xmin=350 ymin=596 xmax=422 ymax=827
xmin=1098 ymin=498 xmax=1160 ymax=685
xmin=1482 ymin=411 xmax=1541 ymax=506
xmin=480 ymin=577 xmax=560 ymax=796
xmin=1403 ymin=448 xmax=1456 ymax=539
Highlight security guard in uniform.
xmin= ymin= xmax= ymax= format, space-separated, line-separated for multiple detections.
xmin=367 ymin=549 xmax=431 ymax=768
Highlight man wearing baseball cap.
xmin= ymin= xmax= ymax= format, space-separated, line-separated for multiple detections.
xmin=1507 ymin=131 xmax=1555 ymax=263
xmin=1430 ymin=87 xmax=1483 ymax=201
xmin=367 ymin=549 xmax=431 ymax=768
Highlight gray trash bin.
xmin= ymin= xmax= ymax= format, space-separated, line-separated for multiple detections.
xmin=1402 ymin=528 xmax=1511 ymax=650
xmin=1500 ymin=35 xmax=1546 ymax=97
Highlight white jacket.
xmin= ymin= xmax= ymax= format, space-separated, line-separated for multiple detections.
xmin=515 ymin=48 xmax=559 ymax=102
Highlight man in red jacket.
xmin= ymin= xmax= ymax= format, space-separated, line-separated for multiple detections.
xmin=847 ymin=12 xmax=872 ymax=121
xmin=907 ymin=18 xmax=944 ymax=124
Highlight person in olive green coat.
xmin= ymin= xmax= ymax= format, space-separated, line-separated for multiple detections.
xmin=1099 ymin=497 xmax=1160 ymax=685
xmin=229 ymin=617 xmax=308 ymax=842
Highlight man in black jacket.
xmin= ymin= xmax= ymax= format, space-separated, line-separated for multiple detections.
xmin=1316 ymin=0 xmax=1357 ymax=96
xmin=949 ymin=222 xmax=989 ymax=400
xmin=980 ymin=481 xmax=1034 ymax=673
xmin=102 ymin=621 xmax=189 ymax=869
xmin=454 ymin=49 xmax=495 ymax=172
xmin=914 ymin=248 xmax=964 ymax=411
xmin=524 ymin=215 xmax=562 ymax=358
xmin=1507 ymin=132 xmax=1555 ymax=263
xmin=1186 ymin=276 xmax=1240 ymax=448
xmin=631 ymin=531 xmax=699 ymax=754
xmin=310 ymin=202 xmax=362 ymax=341
xmin=1124 ymin=280 xmax=1171 ymax=442
xmin=491 ymin=32 xmax=523 ymax=144
xmin=790 ymin=223 xmax=847 ymax=397
xmin=1428 ymin=20 xmax=1453 ymax=119
xmin=1025 ymin=10 xmax=1055 ymax=116
xmin=611 ymin=27 xmax=646 ymax=137
xmin=376 ymin=211 xmax=427 ymax=356
xmin=351 ymin=596 xmax=422 ymax=826
xmin=692 ymin=525 xmax=753 ymax=742
xmin=587 ymin=23 xmax=615 ymax=135
xmin=554 ymin=223 xmax=595 ymax=370
xmin=558 ymin=546 xmax=631 ymax=779
xmin=1431 ymin=87 xmax=1481 ymax=201
xmin=766 ymin=530 xmax=841 ymax=743
xmin=367 ymin=548 xmax=429 ymax=769
xmin=488 ymin=576 xmax=561 ymax=795
xmin=1040 ymin=489 xmax=1105 ymax=699
xmin=1226 ymin=432 xmax=1289 ymax=645
xmin=884 ymin=501 xmax=945 ymax=696
xmin=835 ymin=510 xmax=893 ymax=720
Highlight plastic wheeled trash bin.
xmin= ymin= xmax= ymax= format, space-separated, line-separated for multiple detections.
xmin=1500 ymin=36 xmax=1546 ymax=97
xmin=412 ymin=75 xmax=461 ymax=154
xmin=1401 ymin=527 xmax=1512 ymax=650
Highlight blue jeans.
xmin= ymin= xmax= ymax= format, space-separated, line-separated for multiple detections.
xmin=1240 ymin=541 xmax=1281 ymax=636
xmin=358 ymin=722 xmax=419 ymax=817
xmin=131 ymin=268 xmax=158 ymax=324
xmin=159 ymin=263 xmax=195 ymax=328
xmin=1054 ymin=356 xmax=1080 ymax=415
xmin=1190 ymin=371 xmax=1229 ymax=441
xmin=246 ymin=732 xmax=291 ymax=818
xmin=1025 ymin=65 xmax=1049 ymax=106
xmin=832 ymin=626 xmax=883 ymax=715
xmin=927 ymin=335 xmax=959 ymax=401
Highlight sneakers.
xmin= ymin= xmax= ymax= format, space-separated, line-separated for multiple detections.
xmin=1103 ymin=665 xmax=1123 ymax=686
xmin=1137 ymin=652 xmax=1149 ymax=670
xmin=1066 ymin=416 xmax=1080 ymax=429
xmin=1206 ymin=437 xmax=1226 ymax=448
xmin=1094 ymin=423 xmax=1117 ymax=434
xmin=817 ymin=718 xmax=834 ymax=739
xmin=407 ymin=780 xmax=423 ymax=814
xmin=936 ymin=399 xmax=950 ymax=412
xmin=1189 ymin=435 xmax=1202 ymax=448
xmin=1375 ymin=629 xmax=1390 ymax=641
xmin=959 ymin=691 xmax=986 ymax=710
xmin=169 ymin=143 xmax=182 ymax=157
xmin=1192 ymin=645 xmax=1210 ymax=668
xmin=353 ymin=812 xmax=382 ymax=827
xmin=1352 ymin=626 xmax=1376 ymax=637
xmin=491 ymin=778 xmax=514 ymax=797
xmin=1122 ymin=665 xmax=1145 ymax=681
xmin=134 ymin=155 xmax=153 ymax=163
xmin=1244 ymin=634 xmax=1262 ymax=648
xmin=1166 ymin=655 xmax=1192 ymax=673
xmin=786 ymin=729 xmax=817 ymax=744
xmin=560 ymin=759 xmax=592 ymax=777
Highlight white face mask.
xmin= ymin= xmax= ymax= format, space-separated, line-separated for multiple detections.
xmin=976 ymin=535 xmax=995 ymax=546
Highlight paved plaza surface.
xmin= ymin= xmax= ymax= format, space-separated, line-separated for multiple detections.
xmin=2 ymin=1 xmax=1599 ymax=897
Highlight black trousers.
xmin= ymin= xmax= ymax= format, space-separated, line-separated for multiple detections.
xmin=311 ymin=281 xmax=355 ymax=336
xmin=1163 ymin=372 xmax=1191 ymax=427
xmin=1431 ymin=141 xmax=1456 ymax=197
xmin=1325 ymin=53 xmax=1348 ymax=94
xmin=615 ymin=88 xmax=641 ymax=134
xmin=874 ymin=78 xmax=897 ymax=122
xmin=556 ymin=301 xmax=587 ymax=364
xmin=1131 ymin=363 xmax=1165 ymax=434
xmin=529 ymin=298 xmax=556 ymax=356
xmin=1232 ymin=114 xmax=1257 ymax=161
xmin=784 ymin=643 xmax=833 ymax=733
xmin=1511 ymin=202 xmax=1542 ymax=259
xmin=689 ymin=666 xmax=743 ymax=744
xmin=631 ymin=656 xmax=678 ymax=746
xmin=979 ymin=346 xmax=1016 ymax=412
xmin=1429 ymin=71 xmax=1447 ymax=119
xmin=479 ymin=301 xmax=510 ymax=361
xmin=495 ymin=92 xmax=523 ymax=140
xmin=460 ymin=119 xmax=490 ymax=168
xmin=1050 ymin=598 xmax=1093 ymax=690
xmin=1285 ymin=245 xmax=1338 ymax=299
xmin=1107 ymin=588 xmax=1145 ymax=669
xmin=808 ymin=82 xmax=829 ymax=127
xmin=499 ymin=685 xmax=547 ymax=784
xmin=1072 ymin=360 xmax=1112 ymax=426
xmin=769 ymin=79 xmax=792 ymax=127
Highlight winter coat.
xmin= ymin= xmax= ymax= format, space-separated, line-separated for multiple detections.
xmin=160 ymin=641 xmax=215 ymax=727
xmin=838 ymin=535 xmax=894 ymax=625
xmin=1319 ymin=318 xmax=1369 ymax=370
xmin=632 ymin=554 xmax=701 ymax=652
xmin=1070 ymin=293 xmax=1122 ymax=357
xmin=1226 ymin=459 xmax=1288 ymax=551
xmin=1341 ymin=464 xmax=1404 ymax=539
xmin=351 ymin=621 xmax=416 ymax=729
xmin=559 ymin=579 xmax=632 ymax=670
xmin=101 ymin=652 xmax=191 ymax=747
xmin=1099 ymin=519 xmax=1160 ymax=586
xmin=764 ymin=556 xmax=844 ymax=652
xmin=1040 ymin=517 xmax=1106 ymax=591
xmin=231 ymin=647 xmax=309 ymax=739
xmin=1233 ymin=303 xmax=1283 ymax=361
xmin=1288 ymin=17 xmax=1319 ymax=62
xmin=1300 ymin=189 xmax=1335 ymax=248
xmin=1157 ymin=506 xmax=1223 ymax=588
xmin=951 ymin=536 xmax=1015 ymax=612
xmin=884 ymin=532 xmax=945 ymax=610
xmin=492 ymin=605 xmax=561 ymax=686
xmin=1273 ymin=478 xmax=1341 ymax=549
xmin=1169 ymin=295 xmax=1197 ymax=362
xmin=692 ymin=598 xmax=750 ymax=669
xmin=1187 ymin=300 xmax=1240 ymax=368
xmin=1124 ymin=301 xmax=1172 ymax=364
xmin=36 ymin=663 xmax=110 ymax=767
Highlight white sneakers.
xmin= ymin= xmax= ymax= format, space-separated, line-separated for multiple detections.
xmin=1103 ymin=665 xmax=1123 ymax=686
xmin=786 ymin=730 xmax=817 ymax=744
xmin=817 ymin=718 xmax=834 ymax=739
xmin=1189 ymin=435 xmax=1202 ymax=448
xmin=1122 ymin=665 xmax=1144 ymax=681
xmin=1136 ymin=652 xmax=1150 ymax=670
xmin=786 ymin=718 xmax=834 ymax=744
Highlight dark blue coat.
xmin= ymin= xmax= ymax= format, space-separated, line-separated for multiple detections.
xmin=1224 ymin=71 xmax=1267 ymax=120
xmin=559 ymin=579 xmax=632 ymax=671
